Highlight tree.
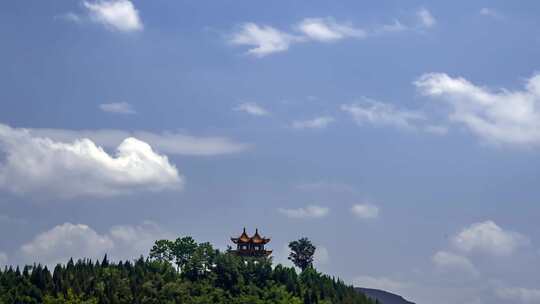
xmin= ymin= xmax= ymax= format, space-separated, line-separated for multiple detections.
xmin=149 ymin=237 xmax=198 ymax=272
xmin=0 ymin=235 xmax=373 ymax=304
xmin=288 ymin=238 xmax=316 ymax=272
xmin=214 ymin=253 xmax=243 ymax=292
xmin=101 ymin=254 xmax=109 ymax=267
xmin=183 ymin=242 xmax=217 ymax=280
xmin=149 ymin=240 xmax=174 ymax=263
xmin=171 ymin=237 xmax=198 ymax=272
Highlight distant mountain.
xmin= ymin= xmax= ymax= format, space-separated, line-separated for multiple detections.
xmin=356 ymin=288 xmax=416 ymax=304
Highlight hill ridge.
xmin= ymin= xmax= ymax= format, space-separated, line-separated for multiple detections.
xmin=356 ymin=287 xmax=416 ymax=304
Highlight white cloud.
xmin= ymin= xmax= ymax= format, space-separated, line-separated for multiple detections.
xmin=107 ymin=221 xmax=173 ymax=261
xmin=417 ymin=8 xmax=436 ymax=28
xmin=291 ymin=116 xmax=335 ymax=129
xmin=278 ymin=205 xmax=329 ymax=219
xmin=296 ymin=18 xmax=366 ymax=42
xmin=83 ymin=0 xmax=143 ymax=32
xmin=452 ymin=221 xmax=528 ymax=257
xmin=415 ymin=73 xmax=540 ymax=146
xmin=234 ymin=102 xmax=270 ymax=116
xmin=21 ymin=223 xmax=114 ymax=265
xmin=341 ymin=98 xmax=425 ymax=130
xmin=480 ymin=8 xmax=501 ymax=19
xmin=496 ymin=287 xmax=540 ymax=304
xmin=132 ymin=131 xmax=249 ymax=156
xmin=231 ymin=13 xmax=433 ymax=57
xmin=230 ymin=23 xmax=296 ymax=57
xmin=0 ymin=123 xmax=183 ymax=199
xmin=432 ymin=251 xmax=479 ymax=276
xmin=27 ymin=127 xmax=249 ymax=156
xmin=353 ymin=275 xmax=410 ymax=294
xmin=99 ymin=102 xmax=136 ymax=114
xmin=351 ymin=204 xmax=379 ymax=219
xmin=19 ymin=221 xmax=171 ymax=265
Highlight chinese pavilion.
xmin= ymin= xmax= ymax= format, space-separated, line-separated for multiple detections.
xmin=231 ymin=228 xmax=272 ymax=257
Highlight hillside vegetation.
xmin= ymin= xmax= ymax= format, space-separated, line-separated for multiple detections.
xmin=0 ymin=237 xmax=374 ymax=304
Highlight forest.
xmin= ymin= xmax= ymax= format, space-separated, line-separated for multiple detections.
xmin=0 ymin=236 xmax=375 ymax=304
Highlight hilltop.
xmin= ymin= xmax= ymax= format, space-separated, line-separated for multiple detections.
xmin=356 ymin=288 xmax=415 ymax=304
xmin=0 ymin=237 xmax=375 ymax=304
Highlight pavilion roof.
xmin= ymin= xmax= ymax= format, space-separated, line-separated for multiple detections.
xmin=231 ymin=228 xmax=271 ymax=244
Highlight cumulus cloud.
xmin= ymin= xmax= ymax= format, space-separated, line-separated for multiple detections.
xmin=278 ymin=205 xmax=329 ymax=219
xmin=230 ymin=23 xmax=296 ymax=57
xmin=19 ymin=221 xmax=171 ymax=265
xmin=296 ymin=18 xmax=366 ymax=42
xmin=107 ymin=221 xmax=173 ymax=260
xmin=291 ymin=116 xmax=335 ymax=129
xmin=0 ymin=123 xmax=183 ymax=199
xmin=83 ymin=0 xmax=143 ymax=32
xmin=351 ymin=204 xmax=379 ymax=219
xmin=432 ymin=251 xmax=479 ymax=276
xmin=417 ymin=8 xmax=436 ymax=28
xmin=415 ymin=73 xmax=540 ymax=146
xmin=234 ymin=102 xmax=270 ymax=116
xmin=99 ymin=102 xmax=136 ymax=114
xmin=452 ymin=221 xmax=529 ymax=257
xmin=341 ymin=98 xmax=425 ymax=130
xmin=496 ymin=287 xmax=540 ymax=304
xmin=26 ymin=127 xmax=249 ymax=156
xmin=21 ymin=223 xmax=114 ymax=265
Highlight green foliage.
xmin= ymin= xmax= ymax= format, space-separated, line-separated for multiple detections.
xmin=288 ymin=237 xmax=316 ymax=271
xmin=171 ymin=237 xmax=198 ymax=271
xmin=149 ymin=236 xmax=199 ymax=273
xmin=0 ymin=237 xmax=374 ymax=304
xmin=149 ymin=240 xmax=174 ymax=263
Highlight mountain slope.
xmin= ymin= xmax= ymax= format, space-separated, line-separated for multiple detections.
xmin=356 ymin=288 xmax=416 ymax=304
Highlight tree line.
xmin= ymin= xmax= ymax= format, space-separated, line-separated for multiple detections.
xmin=0 ymin=236 xmax=375 ymax=304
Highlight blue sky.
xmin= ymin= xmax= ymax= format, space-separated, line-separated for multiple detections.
xmin=1 ymin=1 xmax=540 ymax=303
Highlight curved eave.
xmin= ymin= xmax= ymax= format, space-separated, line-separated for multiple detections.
xmin=232 ymin=237 xmax=251 ymax=244
xmin=251 ymin=238 xmax=270 ymax=244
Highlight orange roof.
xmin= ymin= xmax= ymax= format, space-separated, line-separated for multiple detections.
xmin=231 ymin=228 xmax=271 ymax=244
xmin=251 ymin=229 xmax=270 ymax=244
xmin=239 ymin=228 xmax=250 ymax=242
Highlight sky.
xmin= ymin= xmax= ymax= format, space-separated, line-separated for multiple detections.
xmin=1 ymin=1 xmax=540 ymax=303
